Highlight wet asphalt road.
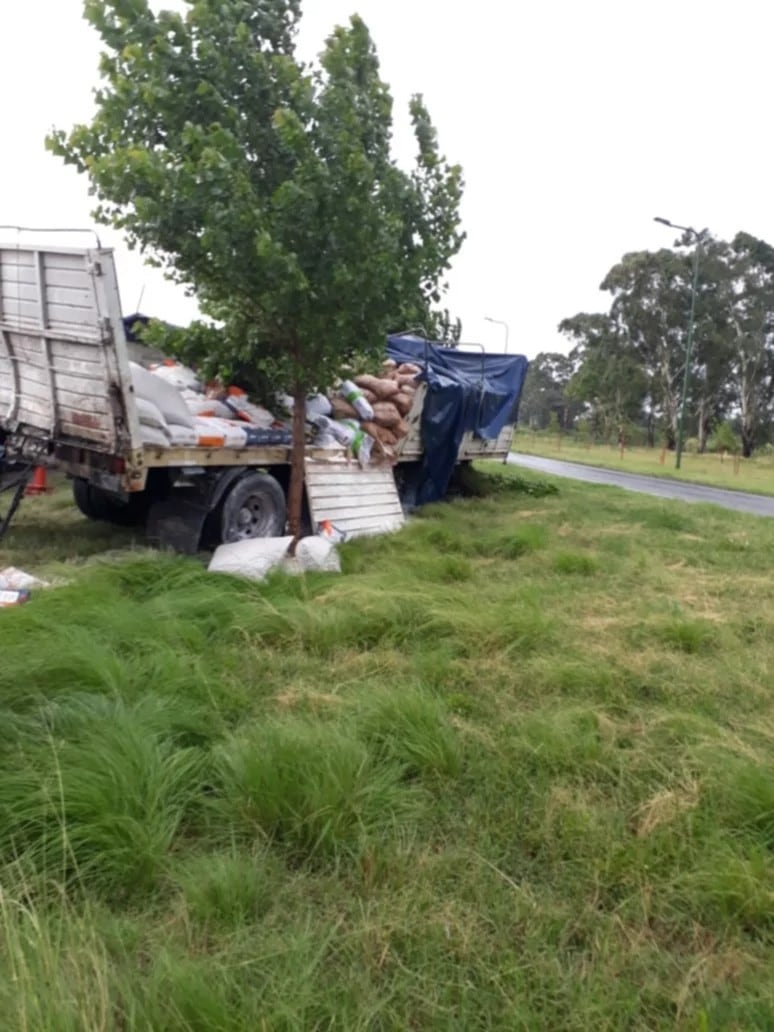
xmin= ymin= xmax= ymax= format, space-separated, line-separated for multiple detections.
xmin=507 ymin=453 xmax=774 ymax=518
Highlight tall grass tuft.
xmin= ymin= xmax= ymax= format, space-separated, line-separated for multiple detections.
xmin=354 ymin=687 xmax=462 ymax=780
xmin=0 ymin=696 xmax=210 ymax=899
xmin=174 ymin=846 xmax=285 ymax=928
xmin=211 ymin=718 xmax=424 ymax=863
xmin=0 ymin=886 xmax=118 ymax=1031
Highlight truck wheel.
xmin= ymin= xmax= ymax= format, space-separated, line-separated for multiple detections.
xmin=220 ymin=472 xmax=286 ymax=543
xmin=72 ymin=478 xmax=148 ymax=527
xmin=72 ymin=478 xmax=109 ymax=521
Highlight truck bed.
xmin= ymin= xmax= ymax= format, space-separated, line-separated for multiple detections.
xmin=0 ymin=240 xmax=303 ymax=489
xmin=1 ymin=236 xmax=523 ymax=501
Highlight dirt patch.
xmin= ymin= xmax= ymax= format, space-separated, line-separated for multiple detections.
xmin=633 ymin=780 xmax=700 ymax=837
xmin=274 ymin=688 xmax=344 ymax=710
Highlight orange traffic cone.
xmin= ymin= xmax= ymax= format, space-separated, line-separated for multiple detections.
xmin=25 ymin=467 xmax=50 ymax=496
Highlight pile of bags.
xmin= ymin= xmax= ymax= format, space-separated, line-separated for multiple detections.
xmin=130 ymin=361 xmax=292 ymax=450
xmin=129 ymin=356 xmax=423 ymax=467
xmin=308 ymin=360 xmax=422 ymax=465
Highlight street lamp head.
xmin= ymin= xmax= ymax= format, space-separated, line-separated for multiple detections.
xmin=654 ymin=215 xmax=696 ymax=237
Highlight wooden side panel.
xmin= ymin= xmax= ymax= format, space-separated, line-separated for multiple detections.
xmin=305 ymin=457 xmax=405 ymax=538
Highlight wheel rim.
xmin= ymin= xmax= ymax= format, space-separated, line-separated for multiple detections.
xmin=232 ymin=495 xmax=272 ymax=539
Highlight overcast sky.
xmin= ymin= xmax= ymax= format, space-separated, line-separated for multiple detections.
xmin=2 ymin=0 xmax=773 ymax=358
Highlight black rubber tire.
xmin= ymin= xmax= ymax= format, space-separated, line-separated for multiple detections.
xmin=219 ymin=472 xmax=287 ymax=544
xmin=72 ymin=478 xmax=149 ymax=527
xmin=72 ymin=478 xmax=109 ymax=521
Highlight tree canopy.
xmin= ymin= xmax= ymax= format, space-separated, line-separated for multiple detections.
xmin=49 ymin=0 xmax=465 ymax=534
xmin=538 ymin=231 xmax=774 ymax=457
xmin=518 ymin=352 xmax=580 ymax=431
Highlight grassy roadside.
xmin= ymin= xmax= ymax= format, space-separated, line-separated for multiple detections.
xmin=0 ymin=466 xmax=772 ymax=1029
xmin=0 ymin=473 xmax=142 ymax=574
xmin=513 ymin=432 xmax=774 ymax=496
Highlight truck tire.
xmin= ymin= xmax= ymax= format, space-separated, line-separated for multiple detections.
xmin=220 ymin=472 xmax=287 ymax=543
xmin=72 ymin=478 xmax=109 ymax=521
xmin=72 ymin=478 xmax=149 ymax=527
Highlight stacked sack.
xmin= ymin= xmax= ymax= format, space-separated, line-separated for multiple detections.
xmin=309 ymin=361 xmax=422 ymax=465
xmin=130 ymin=360 xmax=292 ymax=449
xmin=129 ymin=355 xmax=422 ymax=463
xmin=130 ymin=362 xmax=198 ymax=447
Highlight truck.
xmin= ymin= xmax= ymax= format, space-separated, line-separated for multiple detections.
xmin=0 ymin=232 xmax=529 ymax=553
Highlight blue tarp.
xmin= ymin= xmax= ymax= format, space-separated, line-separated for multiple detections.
xmin=386 ymin=335 xmax=529 ymax=506
xmin=122 ymin=313 xmax=152 ymax=342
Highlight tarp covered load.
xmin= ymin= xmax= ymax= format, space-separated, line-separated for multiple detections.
xmin=386 ymin=335 xmax=529 ymax=505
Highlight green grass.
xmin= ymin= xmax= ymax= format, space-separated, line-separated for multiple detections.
xmin=0 ymin=466 xmax=773 ymax=1028
xmin=514 ymin=430 xmax=774 ymax=496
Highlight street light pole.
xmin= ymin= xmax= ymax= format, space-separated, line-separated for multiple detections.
xmin=653 ymin=216 xmax=704 ymax=470
xmin=676 ymin=241 xmax=702 ymax=470
xmin=484 ymin=316 xmax=509 ymax=353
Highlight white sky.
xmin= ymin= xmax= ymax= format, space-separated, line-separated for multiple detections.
xmin=2 ymin=0 xmax=773 ymax=358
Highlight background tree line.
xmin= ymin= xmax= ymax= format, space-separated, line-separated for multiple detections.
xmin=520 ymin=231 xmax=774 ymax=457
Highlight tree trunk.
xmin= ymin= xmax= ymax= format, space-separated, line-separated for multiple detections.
xmin=287 ymin=378 xmax=307 ymax=552
xmin=739 ymin=383 xmax=757 ymax=460
xmin=741 ymin=428 xmax=754 ymax=459
xmin=697 ymin=416 xmax=709 ymax=454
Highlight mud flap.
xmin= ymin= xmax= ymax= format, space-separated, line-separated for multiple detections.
xmin=146 ymin=468 xmax=249 ymax=554
xmin=146 ymin=477 xmax=218 ymax=554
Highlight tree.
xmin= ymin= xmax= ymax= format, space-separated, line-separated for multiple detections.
xmin=669 ymin=235 xmax=734 ymax=453
xmin=432 ymin=308 xmax=463 ymax=347
xmin=559 ymin=313 xmax=646 ymax=441
xmin=48 ymin=0 xmax=464 ymax=539
xmin=547 ymin=410 xmax=561 ymax=443
xmin=598 ymin=248 xmax=695 ymax=449
xmin=518 ymin=352 xmax=579 ymax=430
xmin=558 ymin=231 xmax=774 ymax=457
xmin=720 ymin=233 xmax=774 ymax=457
xmin=712 ymin=420 xmax=739 ymax=458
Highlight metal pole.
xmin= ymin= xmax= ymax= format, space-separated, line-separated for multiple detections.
xmin=653 ymin=217 xmax=705 ymax=469
xmin=675 ymin=237 xmax=701 ymax=469
xmin=484 ymin=316 xmax=509 ymax=353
